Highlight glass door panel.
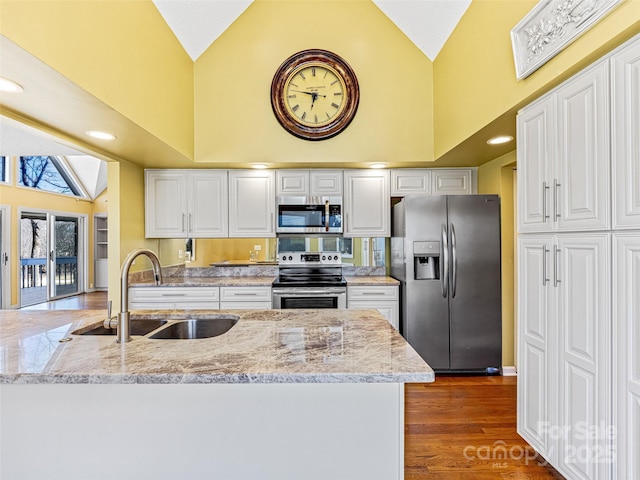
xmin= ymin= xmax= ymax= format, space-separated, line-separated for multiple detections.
xmin=19 ymin=213 xmax=48 ymax=307
xmin=51 ymin=216 xmax=79 ymax=299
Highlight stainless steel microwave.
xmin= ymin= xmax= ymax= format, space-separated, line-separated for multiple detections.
xmin=276 ymin=196 xmax=343 ymax=234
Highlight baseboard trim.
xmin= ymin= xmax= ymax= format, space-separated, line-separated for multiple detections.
xmin=502 ymin=366 xmax=517 ymax=376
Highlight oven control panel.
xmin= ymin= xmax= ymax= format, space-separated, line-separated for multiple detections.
xmin=278 ymin=251 xmax=342 ymax=265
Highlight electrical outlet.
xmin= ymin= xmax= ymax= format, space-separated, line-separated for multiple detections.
xmin=178 ymin=249 xmax=184 ymax=259
xmin=254 ymin=245 xmax=262 ymax=251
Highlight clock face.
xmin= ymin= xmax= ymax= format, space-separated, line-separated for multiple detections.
xmin=283 ymin=63 xmax=346 ymax=128
xmin=271 ymin=50 xmax=359 ymax=141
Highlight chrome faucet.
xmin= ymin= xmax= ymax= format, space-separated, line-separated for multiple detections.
xmin=118 ymin=248 xmax=163 ymax=343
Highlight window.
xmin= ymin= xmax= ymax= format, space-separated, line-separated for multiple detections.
xmin=0 ymin=156 xmax=7 ymax=183
xmin=18 ymin=156 xmax=85 ymax=197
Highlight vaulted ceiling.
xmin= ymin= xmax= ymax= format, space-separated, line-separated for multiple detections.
xmin=0 ymin=0 xmax=473 ymax=191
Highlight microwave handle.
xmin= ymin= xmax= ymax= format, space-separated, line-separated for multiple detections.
xmin=325 ymin=201 xmax=330 ymax=232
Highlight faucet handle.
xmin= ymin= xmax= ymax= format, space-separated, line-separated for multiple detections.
xmin=107 ymin=300 xmax=112 ymax=319
xmin=103 ymin=300 xmax=117 ymax=329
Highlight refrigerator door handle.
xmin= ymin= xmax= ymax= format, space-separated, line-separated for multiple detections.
xmin=441 ymin=223 xmax=449 ymax=298
xmin=450 ymin=222 xmax=457 ymax=298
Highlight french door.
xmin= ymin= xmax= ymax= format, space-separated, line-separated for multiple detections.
xmin=19 ymin=211 xmax=85 ymax=307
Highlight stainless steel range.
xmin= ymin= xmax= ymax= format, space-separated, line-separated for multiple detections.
xmin=272 ymin=252 xmax=346 ymax=309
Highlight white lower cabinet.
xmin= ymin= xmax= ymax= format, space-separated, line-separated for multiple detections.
xmin=518 ymin=233 xmax=611 ymax=480
xmin=219 ymin=286 xmax=272 ymax=309
xmin=613 ymin=234 xmax=640 ymax=480
xmin=128 ymin=287 xmax=220 ymax=310
xmin=347 ymin=285 xmax=399 ymax=330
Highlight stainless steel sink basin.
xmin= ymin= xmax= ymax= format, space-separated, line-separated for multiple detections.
xmin=148 ymin=315 xmax=239 ymax=340
xmin=74 ymin=319 xmax=168 ymax=336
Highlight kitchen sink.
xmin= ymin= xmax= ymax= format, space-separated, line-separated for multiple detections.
xmin=74 ymin=319 xmax=168 ymax=336
xmin=148 ymin=315 xmax=239 ymax=340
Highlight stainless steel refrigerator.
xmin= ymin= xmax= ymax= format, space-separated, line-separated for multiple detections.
xmin=391 ymin=195 xmax=502 ymax=374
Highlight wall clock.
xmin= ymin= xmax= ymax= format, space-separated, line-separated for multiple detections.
xmin=271 ymin=49 xmax=359 ymax=141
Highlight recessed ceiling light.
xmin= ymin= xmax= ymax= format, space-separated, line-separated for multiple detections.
xmin=0 ymin=77 xmax=24 ymax=93
xmin=370 ymin=163 xmax=387 ymax=169
xmin=252 ymin=163 xmax=269 ymax=169
xmin=487 ymin=135 xmax=513 ymax=145
xmin=86 ymin=130 xmax=116 ymax=141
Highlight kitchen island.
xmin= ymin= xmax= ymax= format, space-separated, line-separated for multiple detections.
xmin=0 ymin=308 xmax=433 ymax=480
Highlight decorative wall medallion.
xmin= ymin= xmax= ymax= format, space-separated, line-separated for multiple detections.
xmin=511 ymin=0 xmax=624 ymax=80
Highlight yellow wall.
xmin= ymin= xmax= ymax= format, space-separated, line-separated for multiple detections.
xmin=194 ymin=0 xmax=434 ymax=167
xmin=434 ymin=0 xmax=640 ymax=159
xmin=0 ymin=0 xmax=194 ymax=160
xmin=107 ymin=159 xmax=160 ymax=309
xmin=478 ymin=150 xmax=517 ymax=366
xmin=0 ymin=158 xmax=96 ymax=307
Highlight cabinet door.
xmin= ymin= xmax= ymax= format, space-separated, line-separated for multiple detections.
xmin=555 ymin=233 xmax=611 ymax=480
xmin=517 ymin=96 xmax=556 ymax=233
xmin=145 ymin=170 xmax=187 ymax=238
xmin=276 ymin=170 xmax=309 ymax=195
xmin=517 ymin=236 xmax=556 ymax=461
xmin=229 ymin=170 xmax=275 ymax=237
xmin=310 ymin=170 xmax=342 ymax=195
xmin=187 ymin=171 xmax=228 ymax=238
xmin=431 ymin=169 xmax=475 ymax=195
xmin=613 ymin=234 xmax=640 ymax=480
xmin=612 ymin=36 xmax=640 ymax=229
xmin=343 ymin=170 xmax=390 ymax=237
xmin=555 ymin=61 xmax=610 ymax=232
xmin=390 ymin=169 xmax=431 ymax=196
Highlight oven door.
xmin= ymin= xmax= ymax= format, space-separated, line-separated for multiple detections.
xmin=272 ymin=287 xmax=347 ymax=309
xmin=276 ymin=196 xmax=342 ymax=234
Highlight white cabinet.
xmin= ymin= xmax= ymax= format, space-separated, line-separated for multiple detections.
xmin=276 ymin=170 xmax=342 ymax=196
xmin=555 ymin=61 xmax=610 ymax=232
xmin=518 ymin=234 xmax=611 ymax=478
xmin=220 ymin=286 xmax=272 ymax=309
xmin=390 ymin=168 xmax=476 ymax=196
xmin=145 ymin=170 xmax=228 ymax=238
xmin=128 ymin=286 xmax=220 ymax=310
xmin=612 ymin=37 xmax=640 ymax=229
xmin=347 ymin=285 xmax=399 ymax=330
xmin=431 ymin=169 xmax=476 ymax=195
xmin=613 ymin=234 xmax=640 ymax=480
xmin=390 ymin=169 xmax=432 ymax=195
xmin=517 ymin=235 xmax=555 ymax=459
xmin=517 ymin=60 xmax=610 ymax=233
xmin=343 ymin=170 xmax=390 ymax=237
xmin=228 ymin=170 xmax=275 ymax=238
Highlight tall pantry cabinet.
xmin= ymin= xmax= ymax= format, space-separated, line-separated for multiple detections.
xmin=517 ymin=34 xmax=640 ymax=480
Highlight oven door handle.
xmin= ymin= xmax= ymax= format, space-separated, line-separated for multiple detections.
xmin=273 ymin=288 xmax=346 ymax=295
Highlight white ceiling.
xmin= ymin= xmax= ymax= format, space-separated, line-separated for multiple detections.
xmin=153 ymin=0 xmax=471 ymax=62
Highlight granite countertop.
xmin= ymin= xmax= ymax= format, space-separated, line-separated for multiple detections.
xmin=344 ymin=276 xmax=399 ymax=286
xmin=130 ymin=276 xmax=275 ymax=287
xmin=0 ymin=309 xmax=434 ymax=385
xmin=131 ymin=276 xmax=399 ymax=287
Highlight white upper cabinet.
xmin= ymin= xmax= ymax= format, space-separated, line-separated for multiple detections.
xmin=276 ymin=170 xmax=309 ymax=195
xmin=390 ymin=168 xmax=476 ymax=196
xmin=310 ymin=170 xmax=343 ymax=196
xmin=517 ymin=96 xmax=556 ymax=233
xmin=431 ymin=169 xmax=476 ymax=195
xmin=343 ymin=170 xmax=390 ymax=237
xmin=612 ymin=36 xmax=640 ymax=229
xmin=517 ymin=59 xmax=610 ymax=233
xmin=555 ymin=60 xmax=610 ymax=232
xmin=145 ymin=170 xmax=228 ymax=238
xmin=391 ymin=169 xmax=432 ymax=195
xmin=277 ymin=170 xmax=343 ymax=196
xmin=228 ymin=170 xmax=275 ymax=238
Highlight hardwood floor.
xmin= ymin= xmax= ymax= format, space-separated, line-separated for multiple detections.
xmin=405 ymin=377 xmax=564 ymax=479
xmin=19 ymin=291 xmax=108 ymax=310
xmin=19 ymin=294 xmax=562 ymax=479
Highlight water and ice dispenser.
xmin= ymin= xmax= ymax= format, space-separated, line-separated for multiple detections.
xmin=413 ymin=241 xmax=440 ymax=280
